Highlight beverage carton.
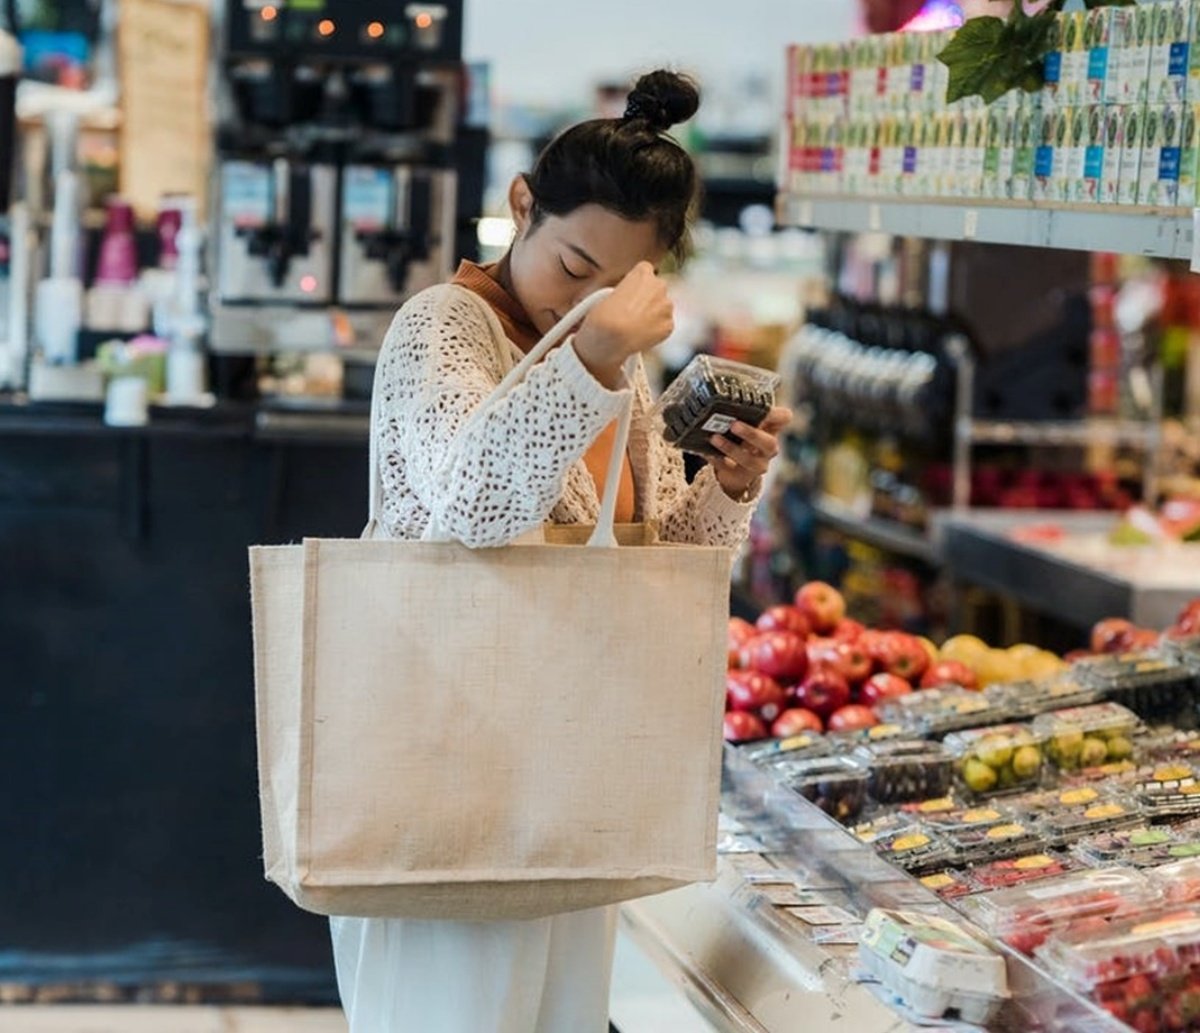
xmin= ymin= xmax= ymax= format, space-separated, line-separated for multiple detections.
xmin=1034 ymin=107 xmax=1065 ymax=201
xmin=1179 ymin=102 xmax=1200 ymax=205
xmin=1043 ymin=14 xmax=1066 ymax=108
xmin=1079 ymin=104 xmax=1108 ymax=203
xmin=1139 ymin=102 xmax=1184 ymax=205
xmin=1011 ymin=105 xmax=1037 ymax=201
xmin=1102 ymin=106 xmax=1125 ymax=204
xmin=1064 ymin=104 xmax=1090 ymax=202
xmin=1119 ymin=104 xmax=1147 ymax=203
xmin=1064 ymin=10 xmax=1088 ymax=106
xmin=1150 ymin=0 xmax=1191 ymax=104
xmin=1125 ymin=3 xmax=1153 ymax=106
xmin=1086 ymin=8 xmax=1123 ymax=105
xmin=982 ymin=106 xmax=1006 ymax=199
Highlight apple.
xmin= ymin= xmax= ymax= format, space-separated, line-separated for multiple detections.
xmin=1091 ymin=617 xmax=1136 ymax=655
xmin=873 ymin=631 xmax=930 ymax=682
xmin=771 ymin=707 xmax=823 ymax=737
xmin=860 ymin=672 xmax=913 ymax=707
xmin=726 ymin=669 xmax=788 ymax=723
xmin=832 ymin=619 xmax=866 ymax=642
xmin=794 ymin=581 xmax=846 ymax=634
xmin=827 ymin=704 xmax=879 ymax=733
xmin=755 ymin=604 xmax=812 ymax=639
xmin=741 ymin=631 xmax=808 ymax=682
xmin=920 ymin=659 xmax=980 ymax=691
xmin=1175 ymin=598 xmax=1200 ymax=635
xmin=792 ymin=668 xmax=851 ymax=720
xmin=1127 ymin=628 xmax=1160 ymax=651
xmin=1064 ymin=649 xmax=1093 ymax=663
xmin=724 ymin=711 xmax=767 ymax=743
xmin=728 ymin=617 xmax=756 ymax=668
xmin=837 ymin=639 xmax=874 ymax=684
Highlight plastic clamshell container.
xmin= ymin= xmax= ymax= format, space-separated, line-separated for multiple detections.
xmin=920 ymin=802 xmax=1012 ymax=833
xmin=1073 ymin=652 xmax=1198 ymax=725
xmin=852 ymin=812 xmax=918 ymax=846
xmin=919 ymin=869 xmax=974 ymax=899
xmin=1035 ymin=906 xmax=1200 ymax=992
xmin=1034 ymin=797 xmax=1144 ymax=847
xmin=871 ymin=826 xmax=956 ymax=873
xmin=968 ymin=852 xmax=1080 ymax=892
xmin=852 ymin=738 xmax=954 ymax=804
xmin=652 ymin=354 xmax=780 ymax=459
xmin=1160 ymin=633 xmax=1200 ymax=674
xmin=778 ymin=755 xmax=868 ymax=821
xmin=944 ymin=722 xmax=1047 ymax=797
xmin=1071 ymin=825 xmax=1179 ymax=868
xmin=878 ymin=686 xmax=1009 ymax=738
xmin=1033 ymin=702 xmax=1140 ymax=771
xmin=986 ymin=675 xmax=1102 ymax=720
xmin=1134 ymin=762 xmax=1200 ymax=818
xmin=859 ymin=909 xmax=1009 ymax=1023
xmin=946 ymin=818 xmax=1042 ymax=866
xmin=964 ymin=867 xmax=1158 ymax=956
xmin=1147 ymin=858 xmax=1200 ymax=905
xmin=742 ymin=732 xmax=830 ymax=766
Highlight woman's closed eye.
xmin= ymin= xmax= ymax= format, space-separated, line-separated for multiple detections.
xmin=559 ymin=256 xmax=586 ymax=280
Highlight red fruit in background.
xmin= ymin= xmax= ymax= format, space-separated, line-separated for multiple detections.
xmin=726 ymin=670 xmax=788 ymax=723
xmin=728 ymin=617 xmax=756 ymax=668
xmin=1175 ymin=598 xmax=1200 ymax=635
xmin=723 ymin=711 xmax=767 ymax=743
xmin=741 ymin=631 xmax=808 ymax=682
xmin=755 ymin=604 xmax=812 ymax=639
xmin=1130 ymin=1010 xmax=1160 ymax=1033
xmin=794 ymin=581 xmax=846 ymax=634
xmin=860 ymin=672 xmax=913 ymax=707
xmin=832 ymin=619 xmax=866 ymax=642
xmin=1128 ymin=629 xmax=1161 ymax=650
xmin=1091 ymin=617 xmax=1137 ymax=655
xmin=1124 ymin=974 xmax=1157 ymax=1007
xmin=920 ymin=659 xmax=980 ymax=691
xmin=806 ymin=637 xmax=845 ymax=672
xmin=771 ymin=707 xmax=823 ymax=737
xmin=792 ymin=668 xmax=851 ymax=720
xmin=1064 ymin=649 xmax=1093 ymax=663
xmin=874 ymin=631 xmax=930 ymax=681
xmin=837 ymin=640 xmax=874 ymax=684
xmin=827 ymin=704 xmax=879 ymax=733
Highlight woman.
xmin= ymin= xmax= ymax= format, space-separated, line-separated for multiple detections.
xmin=332 ymin=69 xmax=791 ymax=1032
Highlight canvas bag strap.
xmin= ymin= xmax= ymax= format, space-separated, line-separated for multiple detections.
xmin=367 ymin=288 xmax=635 ymax=548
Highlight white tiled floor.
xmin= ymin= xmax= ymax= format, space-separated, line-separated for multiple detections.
xmin=0 ymin=933 xmax=719 ymax=1033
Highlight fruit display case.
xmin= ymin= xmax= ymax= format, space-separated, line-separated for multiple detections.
xmin=877 ymin=685 xmax=1009 ymax=738
xmin=943 ymin=722 xmax=1048 ymax=797
xmin=1033 ymin=703 xmax=1141 ymax=772
xmin=1074 ymin=654 xmax=1199 ymax=728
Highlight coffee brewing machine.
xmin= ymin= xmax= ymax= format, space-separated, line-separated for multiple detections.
xmin=210 ymin=0 xmax=464 ymax=360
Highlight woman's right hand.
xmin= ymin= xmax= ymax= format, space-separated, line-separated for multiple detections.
xmin=573 ymin=262 xmax=674 ymax=387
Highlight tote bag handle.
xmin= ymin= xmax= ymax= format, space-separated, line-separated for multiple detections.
xmin=367 ymin=288 xmax=634 ymax=548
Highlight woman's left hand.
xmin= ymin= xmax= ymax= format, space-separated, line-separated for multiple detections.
xmin=709 ymin=406 xmax=793 ymax=501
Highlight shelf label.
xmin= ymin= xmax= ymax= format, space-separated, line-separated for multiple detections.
xmin=1192 ymin=208 xmax=1200 ymax=272
xmin=963 ymin=209 xmax=979 ymax=240
xmin=868 ymin=203 xmax=882 ymax=231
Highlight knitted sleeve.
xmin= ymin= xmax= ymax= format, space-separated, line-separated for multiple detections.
xmin=373 ymin=285 xmax=630 ymax=548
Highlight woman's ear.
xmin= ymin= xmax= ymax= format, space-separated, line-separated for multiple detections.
xmin=508 ymin=175 xmax=535 ymax=236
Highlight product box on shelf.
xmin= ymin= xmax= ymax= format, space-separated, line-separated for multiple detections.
xmin=881 ymin=115 xmax=903 ymax=196
xmin=982 ymin=106 xmax=1007 ymax=199
xmin=1101 ymin=104 xmax=1125 ymax=202
xmin=1190 ymin=0 xmax=1200 ymax=100
xmin=945 ymin=722 xmax=1047 ymax=797
xmin=1064 ymin=10 xmax=1088 ymax=106
xmin=1033 ymin=702 xmax=1140 ymax=772
xmin=965 ymin=108 xmax=988 ymax=198
xmin=1011 ymin=105 xmax=1038 ymax=201
xmin=859 ymin=909 xmax=1010 ymax=1024
xmin=1138 ymin=102 xmax=1183 ymax=206
xmin=1086 ymin=7 xmax=1124 ymax=105
xmin=1119 ymin=104 xmax=1147 ymax=203
xmin=1150 ymin=0 xmax=1192 ymax=104
xmin=964 ymin=867 xmax=1158 ymax=957
xmin=1124 ymin=3 xmax=1153 ymax=106
xmin=886 ymin=33 xmax=909 ymax=112
xmin=1044 ymin=14 xmax=1066 ymax=108
xmin=1179 ymin=102 xmax=1200 ymax=205
xmin=898 ymin=116 xmax=918 ymax=197
xmin=1034 ymin=107 xmax=1066 ymax=202
xmin=1063 ymin=104 xmax=1090 ymax=202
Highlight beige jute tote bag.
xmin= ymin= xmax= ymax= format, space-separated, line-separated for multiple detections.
xmin=250 ymin=288 xmax=732 ymax=921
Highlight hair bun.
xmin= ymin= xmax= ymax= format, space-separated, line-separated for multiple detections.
xmin=623 ymin=70 xmax=700 ymax=132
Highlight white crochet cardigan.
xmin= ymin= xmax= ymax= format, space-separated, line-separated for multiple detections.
xmin=372 ymin=283 xmax=760 ymax=549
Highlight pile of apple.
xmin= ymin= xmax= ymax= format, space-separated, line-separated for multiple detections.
xmin=1079 ymin=598 xmax=1200 ymax=660
xmin=725 ymin=581 xmax=964 ymax=743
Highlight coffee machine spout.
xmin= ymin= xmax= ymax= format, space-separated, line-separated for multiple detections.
xmin=240 ymin=159 xmax=318 ymax=289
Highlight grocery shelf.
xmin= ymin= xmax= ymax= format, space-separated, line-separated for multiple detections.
xmin=811 ymin=494 xmax=939 ymax=565
xmin=932 ymin=508 xmax=1200 ymax=630
xmin=778 ymin=194 xmax=1197 ymax=261
xmin=961 ymin=418 xmax=1159 ymax=449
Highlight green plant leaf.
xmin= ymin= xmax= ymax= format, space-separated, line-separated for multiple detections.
xmin=938 ymin=16 xmax=1007 ymax=103
xmin=938 ymin=6 xmax=1060 ymax=104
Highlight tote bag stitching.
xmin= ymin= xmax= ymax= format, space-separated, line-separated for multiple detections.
xmin=297 ymin=539 xmax=323 ymax=888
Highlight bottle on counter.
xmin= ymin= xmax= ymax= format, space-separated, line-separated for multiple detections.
xmin=85 ymin=196 xmax=150 ymax=334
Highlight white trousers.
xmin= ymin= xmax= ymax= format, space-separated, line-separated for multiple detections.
xmin=330 ymin=906 xmax=617 ymax=1033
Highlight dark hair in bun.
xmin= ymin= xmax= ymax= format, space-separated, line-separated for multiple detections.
xmin=524 ymin=69 xmax=702 ymax=260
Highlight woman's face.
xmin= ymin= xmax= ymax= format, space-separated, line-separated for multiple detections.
xmin=505 ymin=175 xmax=667 ymax=335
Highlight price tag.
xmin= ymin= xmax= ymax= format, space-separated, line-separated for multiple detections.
xmin=963 ymin=208 xmax=979 ymax=240
xmin=1191 ymin=208 xmax=1200 ymax=272
xmin=799 ymin=199 xmax=814 ymax=227
xmin=868 ymin=204 xmax=882 ymax=231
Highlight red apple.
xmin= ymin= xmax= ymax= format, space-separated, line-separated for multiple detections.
xmin=726 ymin=669 xmax=788 ymax=724
xmin=827 ymin=704 xmax=879 ymax=733
xmin=728 ymin=617 xmax=756 ymax=668
xmin=837 ymin=640 xmax=874 ymax=684
xmin=1175 ymin=598 xmax=1200 ymax=635
xmin=832 ymin=618 xmax=866 ymax=642
xmin=755 ymin=604 xmax=812 ymax=638
xmin=792 ymin=668 xmax=851 ymax=720
xmin=1091 ymin=617 xmax=1136 ymax=655
xmin=1127 ymin=628 xmax=1160 ymax=651
xmin=920 ymin=659 xmax=980 ymax=691
xmin=741 ymin=631 xmax=808 ymax=682
xmin=873 ymin=631 xmax=930 ymax=682
xmin=794 ymin=581 xmax=846 ymax=634
xmin=771 ymin=707 xmax=823 ymax=737
xmin=860 ymin=672 xmax=913 ymax=707
xmin=723 ymin=711 xmax=767 ymax=743
xmin=1064 ymin=649 xmax=1093 ymax=663
xmin=806 ymin=636 xmax=845 ymax=672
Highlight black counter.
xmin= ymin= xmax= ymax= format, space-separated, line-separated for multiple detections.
xmin=0 ymin=397 xmax=368 ymax=1002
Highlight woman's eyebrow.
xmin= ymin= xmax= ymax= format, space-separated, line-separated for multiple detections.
xmin=563 ymin=242 xmax=603 ymax=270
